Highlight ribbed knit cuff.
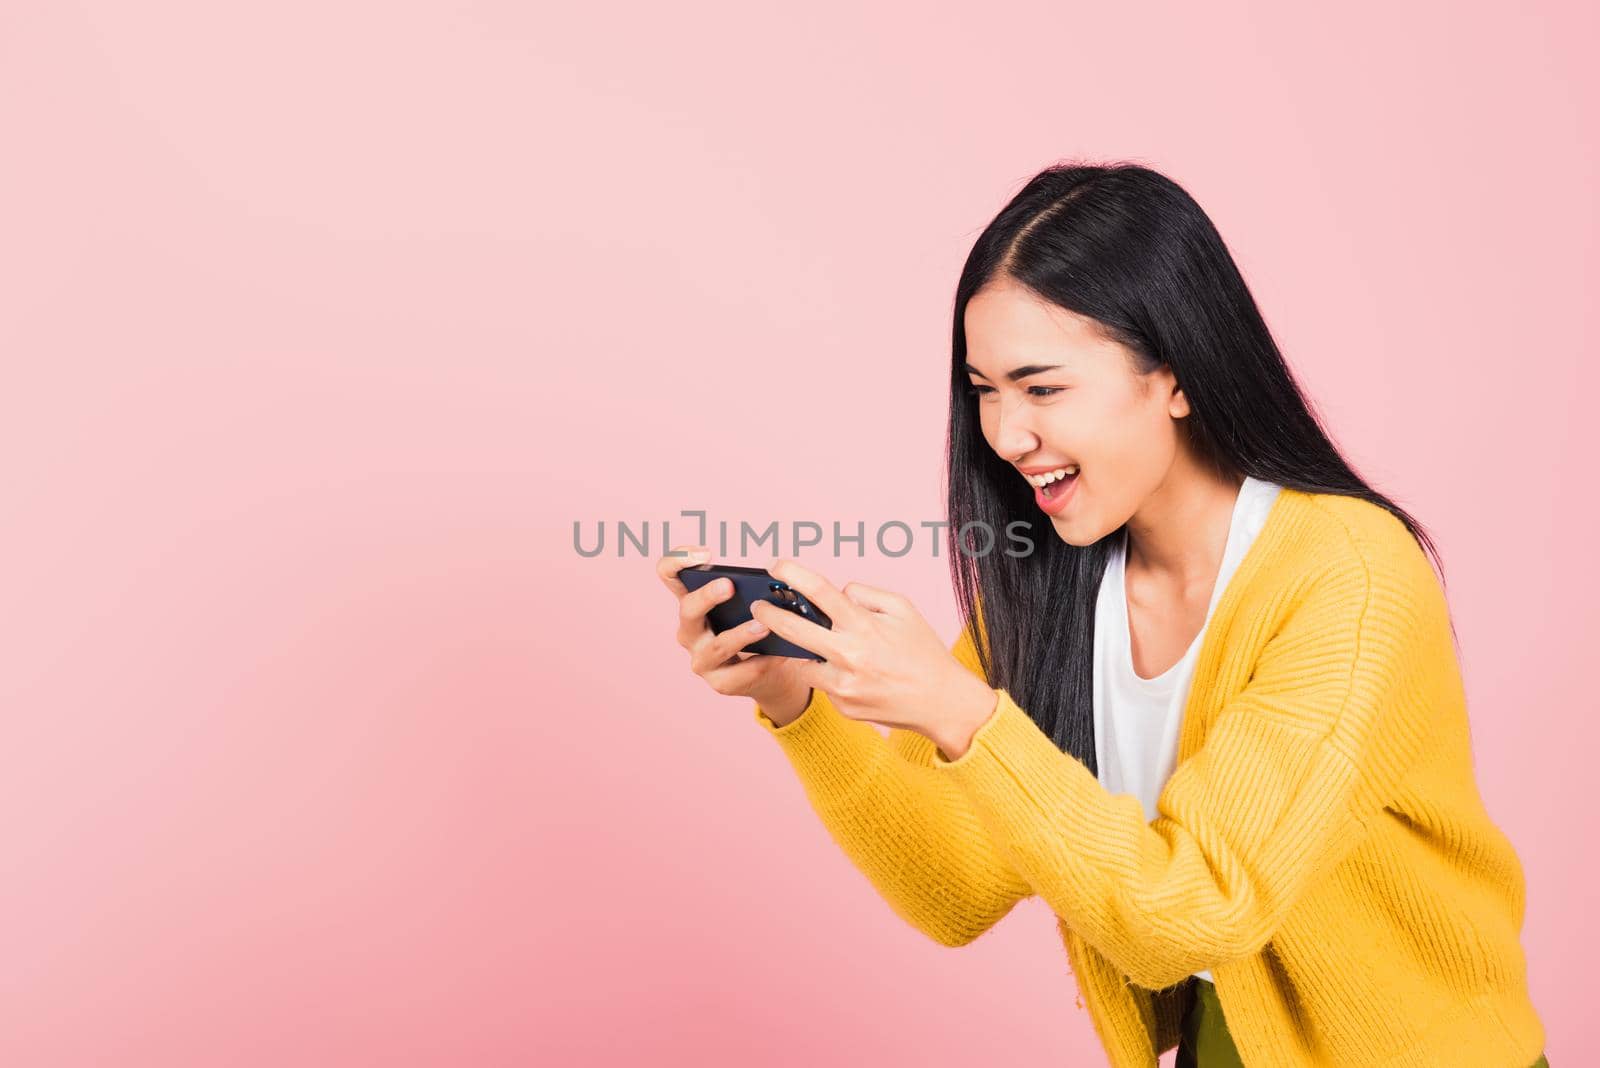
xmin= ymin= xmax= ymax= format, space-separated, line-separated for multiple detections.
xmin=929 ymin=688 xmax=1105 ymax=834
xmin=751 ymin=689 xmax=889 ymax=804
xmin=931 ymin=688 xmax=1061 ymax=769
xmin=752 ymin=688 xmax=822 ymax=734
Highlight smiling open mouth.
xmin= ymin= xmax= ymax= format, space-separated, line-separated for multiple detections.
xmin=1028 ymin=467 xmax=1080 ymax=514
xmin=1041 ymin=471 xmax=1077 ymax=499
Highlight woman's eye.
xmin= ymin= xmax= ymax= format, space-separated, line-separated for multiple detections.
xmin=965 ymin=383 xmax=1061 ymax=399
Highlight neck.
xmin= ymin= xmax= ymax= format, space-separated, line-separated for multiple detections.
xmin=1124 ymin=458 xmax=1245 ymax=588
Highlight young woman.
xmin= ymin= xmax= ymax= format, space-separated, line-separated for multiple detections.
xmin=655 ymin=163 xmax=1548 ymax=1067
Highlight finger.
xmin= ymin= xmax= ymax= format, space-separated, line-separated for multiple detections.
xmin=690 ymin=617 xmax=773 ymax=674
xmin=749 ymin=597 xmax=841 ymax=663
xmin=842 ymin=581 xmax=906 ymax=615
xmin=703 ymin=652 xmax=828 ymax=698
xmin=697 ymin=654 xmax=771 ymax=696
xmin=766 ymin=558 xmax=856 ymax=625
xmin=676 ymin=576 xmax=735 ymax=647
xmin=657 ymin=544 xmax=711 ymax=595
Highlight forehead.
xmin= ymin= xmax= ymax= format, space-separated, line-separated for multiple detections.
xmin=963 ymin=279 xmax=1116 ymax=374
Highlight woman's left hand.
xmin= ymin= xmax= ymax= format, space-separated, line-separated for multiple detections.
xmin=749 ymin=558 xmax=1000 ymax=758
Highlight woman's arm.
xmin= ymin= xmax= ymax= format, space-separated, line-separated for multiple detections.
xmin=753 ymin=627 xmax=1033 ymax=947
xmin=931 ymin=547 xmax=1442 ymax=989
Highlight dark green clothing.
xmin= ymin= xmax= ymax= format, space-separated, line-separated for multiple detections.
xmin=1175 ymin=978 xmax=1548 ymax=1068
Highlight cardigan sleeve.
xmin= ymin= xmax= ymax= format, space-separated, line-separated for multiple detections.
xmin=930 ymin=546 xmax=1443 ymax=989
xmin=752 ymin=626 xmax=1033 ymax=947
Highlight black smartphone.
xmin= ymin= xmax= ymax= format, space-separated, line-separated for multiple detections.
xmin=678 ymin=562 xmax=833 ymax=661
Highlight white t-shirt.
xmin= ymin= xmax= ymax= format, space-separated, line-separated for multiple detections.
xmin=1091 ymin=475 xmax=1282 ymax=985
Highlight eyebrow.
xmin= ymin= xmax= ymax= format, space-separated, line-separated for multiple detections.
xmin=963 ymin=362 xmax=1064 ymax=382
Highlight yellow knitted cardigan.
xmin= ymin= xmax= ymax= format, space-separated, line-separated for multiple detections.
xmin=753 ymin=488 xmax=1545 ymax=1067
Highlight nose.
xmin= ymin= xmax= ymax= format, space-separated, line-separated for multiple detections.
xmin=992 ymin=395 xmax=1040 ymax=463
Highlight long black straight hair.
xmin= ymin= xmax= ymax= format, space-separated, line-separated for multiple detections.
xmin=945 ymin=162 xmax=1448 ymax=772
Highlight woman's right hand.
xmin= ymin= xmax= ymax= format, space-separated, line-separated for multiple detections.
xmin=656 ymin=544 xmax=814 ymax=726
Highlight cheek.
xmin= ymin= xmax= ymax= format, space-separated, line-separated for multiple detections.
xmin=1080 ymin=391 xmax=1150 ymax=454
xmin=1033 ymin=401 xmax=1101 ymax=459
xmin=1046 ymin=402 xmax=1144 ymax=501
xmin=1090 ymin=400 xmax=1179 ymax=494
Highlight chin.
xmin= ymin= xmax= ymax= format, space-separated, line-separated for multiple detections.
xmin=1047 ymin=507 xmax=1119 ymax=548
xmin=1046 ymin=515 xmax=1092 ymax=547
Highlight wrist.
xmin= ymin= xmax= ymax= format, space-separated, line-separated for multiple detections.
xmin=757 ymin=684 xmax=813 ymax=728
xmin=932 ymin=678 xmax=999 ymax=761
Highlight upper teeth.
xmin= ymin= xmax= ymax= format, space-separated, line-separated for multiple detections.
xmin=1026 ymin=466 xmax=1079 ymax=487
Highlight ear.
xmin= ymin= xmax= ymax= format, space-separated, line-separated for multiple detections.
xmin=1159 ymin=367 xmax=1190 ymax=419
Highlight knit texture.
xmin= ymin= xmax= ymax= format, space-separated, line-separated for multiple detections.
xmin=753 ymin=488 xmax=1545 ymax=1067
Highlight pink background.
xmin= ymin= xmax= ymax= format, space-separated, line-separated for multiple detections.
xmin=1 ymin=2 xmax=1591 ymax=1064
